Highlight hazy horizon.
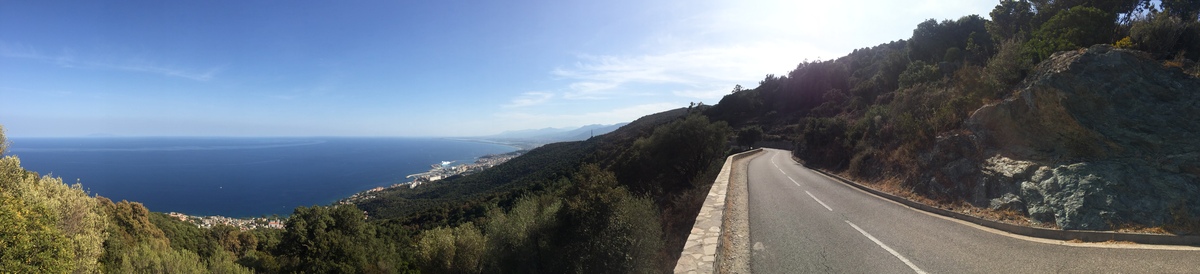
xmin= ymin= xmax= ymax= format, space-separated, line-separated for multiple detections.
xmin=2 ymin=0 xmax=998 ymax=137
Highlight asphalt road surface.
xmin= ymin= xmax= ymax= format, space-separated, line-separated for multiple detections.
xmin=747 ymin=149 xmax=1200 ymax=273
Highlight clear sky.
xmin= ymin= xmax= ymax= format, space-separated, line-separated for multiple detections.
xmin=0 ymin=0 xmax=1000 ymax=137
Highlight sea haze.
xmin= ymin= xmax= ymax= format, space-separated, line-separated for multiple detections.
xmin=6 ymin=137 xmax=517 ymax=217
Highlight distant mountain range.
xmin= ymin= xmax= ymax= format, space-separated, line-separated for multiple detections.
xmin=481 ymin=123 xmax=629 ymax=143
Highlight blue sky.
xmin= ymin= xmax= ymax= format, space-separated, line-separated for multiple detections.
xmin=1 ymin=0 xmax=999 ymax=137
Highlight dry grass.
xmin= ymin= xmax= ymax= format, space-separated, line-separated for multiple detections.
xmin=1114 ymin=223 xmax=1172 ymax=235
xmin=1101 ymin=240 xmax=1137 ymax=245
xmin=834 ymin=172 xmax=1066 ymax=230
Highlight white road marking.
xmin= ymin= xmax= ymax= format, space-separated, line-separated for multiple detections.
xmin=771 ymin=157 xmax=801 ymax=186
xmin=805 ymin=191 xmax=833 ymax=211
xmin=845 ymin=220 xmax=928 ymax=274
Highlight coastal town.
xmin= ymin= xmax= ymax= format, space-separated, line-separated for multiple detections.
xmin=165 ymin=150 xmax=525 ymax=230
xmin=166 ymin=212 xmax=286 ymax=230
xmin=338 ymin=150 xmax=524 ymax=205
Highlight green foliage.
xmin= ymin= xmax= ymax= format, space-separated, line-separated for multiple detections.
xmin=1130 ymin=11 xmax=1200 ymax=60
xmin=898 ymin=60 xmax=941 ymax=89
xmin=481 ymin=194 xmax=561 ymax=272
xmin=908 ymin=15 xmax=991 ymax=64
xmin=1162 ymin=0 xmax=1200 ymax=19
xmin=624 ymin=114 xmax=731 ymax=193
xmin=986 ymin=38 xmax=1034 ymax=88
xmin=0 ymin=125 xmax=8 ymax=155
xmin=0 ymin=154 xmax=109 ymax=273
xmin=1025 ymin=6 xmax=1116 ymax=61
xmin=109 ymin=242 xmax=249 ymax=274
xmin=150 ymin=212 xmax=219 ymax=258
xmin=412 ymin=164 xmax=665 ymax=274
xmin=415 ymin=225 xmax=458 ymax=273
xmin=737 ymin=125 xmax=764 ymax=148
xmin=797 ymin=117 xmax=853 ymax=169
xmin=358 ymin=140 xmax=593 ymax=224
xmin=0 ymin=191 xmax=73 ymax=273
xmin=414 ymin=222 xmax=486 ymax=274
xmin=114 ymin=242 xmax=208 ymax=274
xmin=556 ymin=164 xmax=663 ymax=273
xmin=987 ymin=0 xmax=1036 ymax=42
xmin=278 ymin=205 xmax=404 ymax=273
xmin=1028 ymin=0 xmax=1140 ymax=26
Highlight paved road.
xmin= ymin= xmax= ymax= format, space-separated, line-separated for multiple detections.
xmin=747 ymin=149 xmax=1200 ymax=273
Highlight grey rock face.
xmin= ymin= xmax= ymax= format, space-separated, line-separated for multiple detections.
xmin=929 ymin=45 xmax=1200 ymax=230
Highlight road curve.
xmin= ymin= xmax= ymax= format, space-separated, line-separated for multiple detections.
xmin=747 ymin=148 xmax=1200 ymax=273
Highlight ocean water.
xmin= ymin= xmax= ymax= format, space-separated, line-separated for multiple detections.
xmin=6 ymin=137 xmax=516 ymax=217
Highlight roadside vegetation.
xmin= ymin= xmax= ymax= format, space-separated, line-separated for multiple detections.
xmin=1 ymin=110 xmax=732 ymax=273
xmin=707 ymin=0 xmax=1200 ymax=232
xmin=4 ymin=0 xmax=1199 ymax=273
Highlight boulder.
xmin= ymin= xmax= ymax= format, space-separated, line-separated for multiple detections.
xmin=932 ymin=45 xmax=1200 ymax=230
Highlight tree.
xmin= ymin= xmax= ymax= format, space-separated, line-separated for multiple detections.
xmin=737 ymin=126 xmax=764 ymax=148
xmin=278 ymin=205 xmax=399 ymax=273
xmin=0 ymin=192 xmax=73 ymax=273
xmin=1025 ymin=6 xmax=1116 ymax=61
xmin=987 ymin=0 xmax=1036 ymax=43
xmin=628 ymin=114 xmax=732 ymax=192
xmin=555 ymin=164 xmax=662 ymax=273
xmin=908 ymin=15 xmax=990 ymax=64
xmin=0 ymin=125 xmax=8 ymax=155
xmin=1129 ymin=10 xmax=1200 ymax=60
xmin=1163 ymin=0 xmax=1200 ymax=20
xmin=1030 ymin=0 xmax=1141 ymax=25
xmin=0 ymin=146 xmax=109 ymax=273
xmin=898 ymin=60 xmax=941 ymax=89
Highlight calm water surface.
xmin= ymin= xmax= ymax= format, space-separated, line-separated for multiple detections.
xmin=7 ymin=137 xmax=515 ymax=217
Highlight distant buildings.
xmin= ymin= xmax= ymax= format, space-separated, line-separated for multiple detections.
xmin=168 ymin=212 xmax=286 ymax=230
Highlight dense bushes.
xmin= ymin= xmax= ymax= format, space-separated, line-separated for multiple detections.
xmin=713 ymin=0 xmax=1198 ymax=195
xmin=1129 ymin=11 xmax=1200 ymax=60
xmin=1025 ymin=6 xmax=1116 ymax=61
xmin=0 ymin=124 xmax=253 ymax=273
xmin=414 ymin=165 xmax=663 ymax=274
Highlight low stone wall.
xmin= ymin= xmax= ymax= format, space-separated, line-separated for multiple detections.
xmin=674 ymin=148 xmax=762 ymax=273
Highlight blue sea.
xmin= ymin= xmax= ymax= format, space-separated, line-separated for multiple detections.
xmin=6 ymin=137 xmax=516 ymax=217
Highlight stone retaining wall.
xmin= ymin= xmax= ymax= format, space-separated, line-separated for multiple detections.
xmin=674 ymin=148 xmax=762 ymax=273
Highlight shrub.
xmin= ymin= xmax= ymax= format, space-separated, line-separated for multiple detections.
xmin=1025 ymin=6 xmax=1115 ymax=61
xmin=898 ymin=60 xmax=941 ymax=89
xmin=1114 ymin=36 xmax=1135 ymax=49
xmin=415 ymin=226 xmax=457 ymax=273
xmin=1130 ymin=12 xmax=1189 ymax=58
xmin=0 ymin=151 xmax=109 ymax=273
xmin=985 ymin=38 xmax=1032 ymax=90
xmin=483 ymin=194 xmax=561 ymax=272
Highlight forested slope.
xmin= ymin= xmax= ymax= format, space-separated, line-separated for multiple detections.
xmin=6 ymin=0 xmax=1200 ymax=273
xmin=706 ymin=0 xmax=1200 ymax=233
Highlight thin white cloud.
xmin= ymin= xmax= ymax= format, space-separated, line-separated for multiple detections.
xmin=504 ymin=92 xmax=555 ymax=108
xmin=672 ymin=85 xmax=732 ymax=101
xmin=549 ymin=0 xmax=997 ymax=106
xmin=494 ymin=102 xmax=678 ymax=130
xmin=0 ymin=42 xmax=220 ymax=81
xmin=554 ymin=42 xmax=820 ymax=101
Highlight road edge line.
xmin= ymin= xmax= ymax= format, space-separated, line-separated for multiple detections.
xmin=845 ymin=220 xmax=929 ymax=274
xmin=800 ymin=163 xmax=1200 ymax=249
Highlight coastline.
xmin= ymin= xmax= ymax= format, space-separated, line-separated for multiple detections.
xmin=443 ymin=137 xmax=542 ymax=150
xmin=10 ymin=137 xmax=523 ymax=226
xmin=168 ymin=142 xmax=525 ymax=229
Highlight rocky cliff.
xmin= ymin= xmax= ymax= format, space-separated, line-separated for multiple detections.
xmin=920 ymin=45 xmax=1200 ymax=231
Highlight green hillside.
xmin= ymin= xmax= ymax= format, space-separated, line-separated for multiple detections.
xmin=3 ymin=0 xmax=1198 ymax=273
